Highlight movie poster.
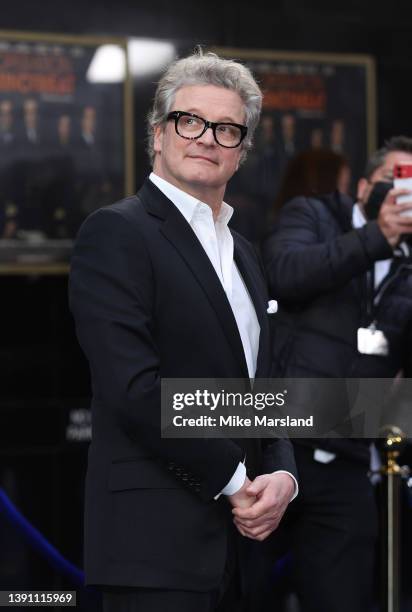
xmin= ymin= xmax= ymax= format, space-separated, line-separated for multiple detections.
xmin=0 ymin=31 xmax=133 ymax=273
xmin=213 ymin=48 xmax=376 ymax=242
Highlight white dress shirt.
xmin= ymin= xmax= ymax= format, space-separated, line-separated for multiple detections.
xmin=150 ymin=173 xmax=297 ymax=500
xmin=150 ymin=172 xmax=259 ymax=378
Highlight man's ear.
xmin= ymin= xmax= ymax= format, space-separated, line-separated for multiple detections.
xmin=153 ymin=124 xmax=163 ymax=154
xmin=357 ymin=177 xmax=368 ymax=201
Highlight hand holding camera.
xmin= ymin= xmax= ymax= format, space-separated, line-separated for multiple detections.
xmin=377 ymin=163 xmax=412 ymax=247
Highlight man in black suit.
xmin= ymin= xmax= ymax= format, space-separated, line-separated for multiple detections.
xmin=69 ymin=49 xmax=297 ymax=612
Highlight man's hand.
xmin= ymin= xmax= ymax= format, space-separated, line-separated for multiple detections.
xmin=231 ymin=472 xmax=295 ymax=541
xmin=377 ymin=188 xmax=412 ymax=247
xmin=227 ymin=476 xmax=255 ymax=509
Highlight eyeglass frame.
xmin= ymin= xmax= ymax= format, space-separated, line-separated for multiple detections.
xmin=166 ymin=110 xmax=248 ymax=148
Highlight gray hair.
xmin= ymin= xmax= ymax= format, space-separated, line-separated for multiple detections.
xmin=147 ymin=49 xmax=262 ymax=165
xmin=364 ymin=135 xmax=412 ymax=179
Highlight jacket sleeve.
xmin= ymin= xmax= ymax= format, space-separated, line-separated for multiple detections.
xmin=262 ymin=438 xmax=298 ymax=481
xmin=262 ymin=196 xmax=394 ymax=303
xmin=69 ymin=206 xmax=243 ymax=501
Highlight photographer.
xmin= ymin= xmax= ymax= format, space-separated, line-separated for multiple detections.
xmin=261 ymin=136 xmax=412 ymax=612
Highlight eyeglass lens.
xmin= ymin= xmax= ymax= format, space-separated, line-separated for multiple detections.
xmin=176 ymin=114 xmax=243 ymax=147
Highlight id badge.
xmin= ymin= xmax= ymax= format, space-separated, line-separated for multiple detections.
xmin=357 ymin=325 xmax=389 ymax=356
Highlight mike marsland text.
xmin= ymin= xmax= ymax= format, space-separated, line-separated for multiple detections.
xmin=172 ymin=415 xmax=314 ymax=428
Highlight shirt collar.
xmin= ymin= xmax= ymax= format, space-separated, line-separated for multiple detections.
xmin=352 ymin=202 xmax=366 ymax=228
xmin=149 ymin=172 xmax=233 ymax=227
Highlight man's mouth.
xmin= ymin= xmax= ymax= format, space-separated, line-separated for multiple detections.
xmin=187 ymin=155 xmax=218 ymax=165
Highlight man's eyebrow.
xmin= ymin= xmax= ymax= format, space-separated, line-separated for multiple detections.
xmin=183 ymin=108 xmax=242 ymax=123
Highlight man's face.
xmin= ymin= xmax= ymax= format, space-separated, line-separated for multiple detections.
xmin=153 ymin=84 xmax=245 ymax=204
xmin=357 ymin=150 xmax=412 ymax=205
xmin=58 ymin=115 xmax=71 ymax=141
xmin=24 ymin=99 xmax=38 ymax=127
xmin=0 ymin=101 xmax=12 ymax=129
xmin=331 ymin=120 xmax=344 ymax=146
xmin=281 ymin=114 xmax=295 ymax=140
xmin=82 ymin=106 xmax=96 ymax=134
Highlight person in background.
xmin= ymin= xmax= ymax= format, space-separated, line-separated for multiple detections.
xmin=267 ymin=148 xmax=350 ymax=230
xmin=0 ymin=100 xmax=15 ymax=146
xmin=260 ymin=136 xmax=412 ymax=612
xmin=330 ymin=118 xmax=345 ymax=153
xmin=22 ymin=98 xmax=40 ymax=146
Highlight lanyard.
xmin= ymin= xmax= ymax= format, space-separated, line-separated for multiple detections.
xmin=364 ymin=268 xmax=376 ymax=325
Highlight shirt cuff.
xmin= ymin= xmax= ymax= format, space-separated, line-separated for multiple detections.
xmin=214 ymin=461 xmax=246 ymax=500
xmin=272 ymin=470 xmax=299 ymax=502
xmin=213 ymin=466 xmax=298 ymax=502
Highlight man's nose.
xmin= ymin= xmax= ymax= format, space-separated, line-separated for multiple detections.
xmin=196 ymin=126 xmax=216 ymax=146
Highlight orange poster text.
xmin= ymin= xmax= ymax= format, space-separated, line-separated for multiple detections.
xmin=0 ymin=72 xmax=75 ymax=95
xmin=263 ymin=90 xmax=327 ymax=112
xmin=0 ymin=53 xmax=73 ymax=73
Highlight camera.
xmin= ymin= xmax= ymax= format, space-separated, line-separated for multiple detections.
xmin=394 ymin=163 xmax=412 ymax=217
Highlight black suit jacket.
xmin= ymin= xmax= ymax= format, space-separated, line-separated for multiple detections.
xmin=69 ymin=178 xmax=296 ymax=590
xmin=262 ymin=191 xmax=409 ymax=461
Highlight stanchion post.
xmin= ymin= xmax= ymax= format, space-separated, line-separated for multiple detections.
xmin=376 ymin=425 xmax=410 ymax=612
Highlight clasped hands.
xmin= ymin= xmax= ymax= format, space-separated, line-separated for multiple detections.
xmin=228 ymin=473 xmax=295 ymax=542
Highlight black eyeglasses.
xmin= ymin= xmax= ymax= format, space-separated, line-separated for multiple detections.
xmin=167 ymin=111 xmax=247 ymax=148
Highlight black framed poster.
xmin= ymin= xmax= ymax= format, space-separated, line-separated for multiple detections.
xmin=212 ymin=47 xmax=376 ymax=241
xmin=0 ymin=31 xmax=134 ymax=274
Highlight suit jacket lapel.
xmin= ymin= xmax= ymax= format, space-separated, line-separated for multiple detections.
xmin=233 ymin=236 xmax=271 ymax=378
xmin=138 ymin=179 xmax=249 ymax=379
xmin=347 ymin=200 xmax=369 ymax=314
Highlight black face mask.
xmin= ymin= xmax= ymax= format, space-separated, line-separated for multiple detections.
xmin=363 ymin=181 xmax=393 ymax=220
